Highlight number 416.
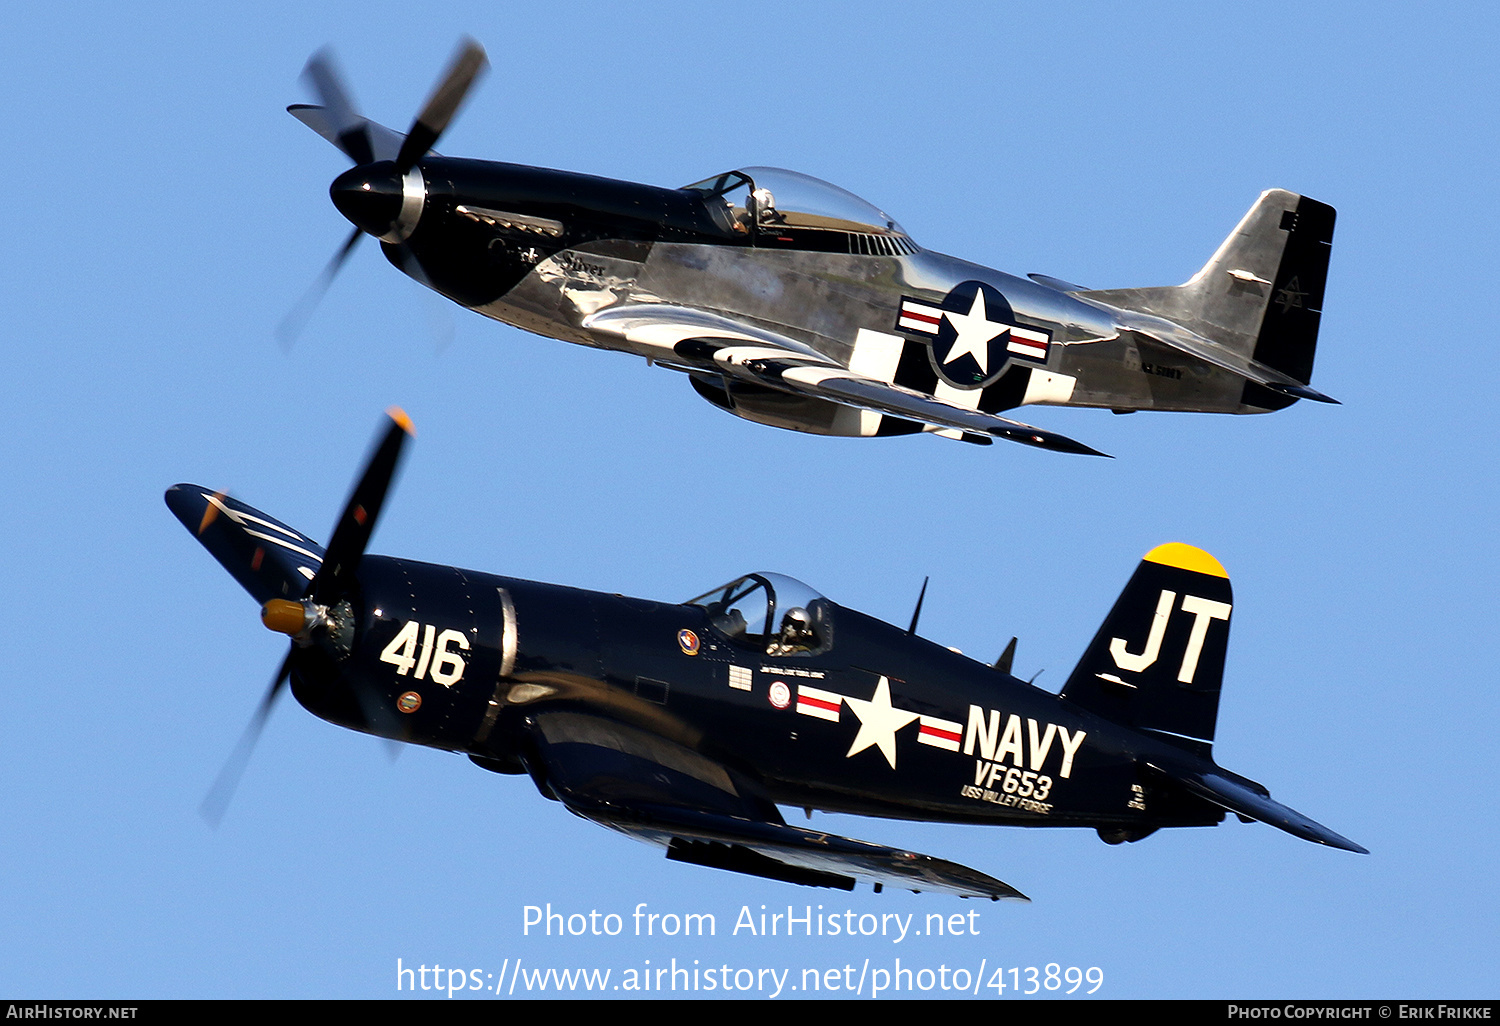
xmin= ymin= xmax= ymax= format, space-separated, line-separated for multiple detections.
xmin=379 ymin=621 xmax=469 ymax=687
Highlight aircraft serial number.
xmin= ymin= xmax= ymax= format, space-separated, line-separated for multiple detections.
xmin=1140 ymin=361 xmax=1183 ymax=380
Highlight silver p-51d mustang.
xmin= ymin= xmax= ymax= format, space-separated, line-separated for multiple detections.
xmin=291 ymin=41 xmax=1336 ymax=457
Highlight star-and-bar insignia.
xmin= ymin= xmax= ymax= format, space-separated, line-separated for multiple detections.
xmin=843 ymin=677 xmax=918 ymax=769
xmin=896 ymin=280 xmax=1051 ymax=390
xmin=917 ymin=714 xmax=963 ymax=752
xmin=897 ymin=298 xmax=945 ymax=334
xmin=795 ymin=684 xmax=843 ymax=722
xmin=791 ymin=677 xmax=939 ymax=770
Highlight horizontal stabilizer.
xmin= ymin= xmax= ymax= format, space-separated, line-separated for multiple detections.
xmin=1116 ymin=319 xmax=1341 ymax=406
xmin=1160 ymin=764 xmax=1367 ymax=854
xmin=1027 ymin=272 xmax=1089 ymax=293
xmin=1266 ymin=381 xmax=1340 ymax=404
xmin=165 ymin=485 xmax=323 ymax=604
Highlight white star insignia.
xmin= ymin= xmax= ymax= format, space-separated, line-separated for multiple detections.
xmin=940 ymin=289 xmax=1006 ymax=375
xmin=843 ymin=676 xmax=918 ymax=769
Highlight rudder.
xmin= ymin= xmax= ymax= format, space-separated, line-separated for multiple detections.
xmin=1245 ymin=194 xmax=1335 ymax=390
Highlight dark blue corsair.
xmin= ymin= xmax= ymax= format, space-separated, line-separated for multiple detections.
xmin=169 ymin=411 xmax=1364 ymax=900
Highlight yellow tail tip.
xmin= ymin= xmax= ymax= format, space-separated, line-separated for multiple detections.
xmin=1143 ymin=542 xmax=1228 ymax=578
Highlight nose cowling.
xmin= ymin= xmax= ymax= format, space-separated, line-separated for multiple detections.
xmin=331 ymin=161 xmax=423 ymax=242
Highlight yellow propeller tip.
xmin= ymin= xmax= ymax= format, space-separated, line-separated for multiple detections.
xmin=385 ymin=406 xmax=415 ymax=435
xmin=197 ymin=492 xmax=226 ymax=536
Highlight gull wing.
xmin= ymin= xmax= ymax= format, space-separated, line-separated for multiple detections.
xmin=523 ymin=710 xmax=1026 ymax=900
xmin=165 ymin=485 xmax=324 ymax=604
xmin=584 ymin=305 xmax=1107 ymax=456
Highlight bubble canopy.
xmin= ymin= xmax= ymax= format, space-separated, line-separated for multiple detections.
xmin=682 ymin=167 xmax=909 ymax=238
xmin=686 ymin=572 xmax=832 ymax=654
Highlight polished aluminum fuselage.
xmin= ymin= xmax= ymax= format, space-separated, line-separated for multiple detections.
xmin=388 ymin=157 xmax=1266 ymax=424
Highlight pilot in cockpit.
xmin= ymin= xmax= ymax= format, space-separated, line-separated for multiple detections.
xmin=751 ymin=187 xmax=784 ymax=227
xmin=768 ymin=606 xmax=818 ymax=655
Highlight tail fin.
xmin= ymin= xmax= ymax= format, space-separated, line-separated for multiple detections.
xmin=1080 ymin=191 xmax=1335 ymax=407
xmin=1059 ymin=543 xmax=1234 ymax=756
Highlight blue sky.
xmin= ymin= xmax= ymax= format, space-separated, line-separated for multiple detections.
xmin=2 ymin=0 xmax=1495 ymax=1000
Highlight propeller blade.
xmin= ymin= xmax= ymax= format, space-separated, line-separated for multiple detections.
xmin=386 ymin=244 xmax=456 ymax=352
xmin=277 ymin=226 xmax=363 ymax=350
xmin=395 ymin=38 xmax=487 ymax=173
xmin=310 ymin=408 xmax=414 ymax=604
xmin=301 ymin=48 xmax=374 ymax=165
xmin=200 ymin=650 xmax=293 ymax=827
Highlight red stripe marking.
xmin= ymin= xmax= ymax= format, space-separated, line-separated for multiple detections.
xmin=798 ymin=695 xmax=840 ymax=713
xmin=920 ymin=725 xmax=961 ymax=742
xmin=903 ymin=309 xmax=941 ymax=325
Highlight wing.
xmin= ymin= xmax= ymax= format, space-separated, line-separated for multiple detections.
xmin=165 ymin=485 xmax=324 ymax=604
xmin=523 ymin=710 xmax=1027 ymax=900
xmin=584 ymin=305 xmax=1107 ymax=457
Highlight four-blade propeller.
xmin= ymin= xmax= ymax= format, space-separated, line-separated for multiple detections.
xmin=278 ymin=39 xmax=488 ymax=348
xmin=200 ymin=408 xmax=414 ymax=825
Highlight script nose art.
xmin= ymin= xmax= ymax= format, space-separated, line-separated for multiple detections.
xmin=331 ymin=161 xmax=424 ymax=242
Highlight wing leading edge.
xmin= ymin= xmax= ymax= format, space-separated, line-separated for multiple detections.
xmin=523 ymin=710 xmax=1026 ymax=900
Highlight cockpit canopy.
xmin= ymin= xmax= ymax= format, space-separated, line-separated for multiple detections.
xmin=687 ymin=571 xmax=833 ymax=657
xmin=682 ymin=167 xmax=916 ymax=255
